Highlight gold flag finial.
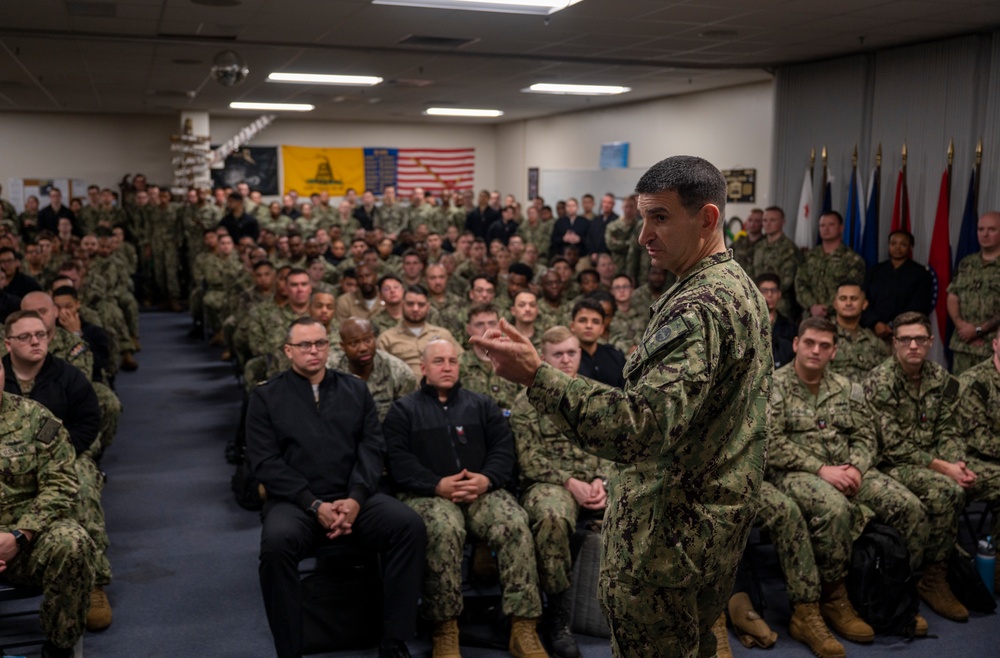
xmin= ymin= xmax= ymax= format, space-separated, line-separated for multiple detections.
xmin=977 ymin=138 xmax=983 ymax=165
xmin=948 ymin=139 xmax=954 ymax=166
xmin=902 ymin=142 xmax=907 ymax=166
xmin=852 ymin=144 xmax=858 ymax=167
xmin=822 ymin=145 xmax=827 ymax=165
xmin=810 ymin=147 xmax=815 ymax=167
xmin=876 ymin=143 xmax=882 ymax=168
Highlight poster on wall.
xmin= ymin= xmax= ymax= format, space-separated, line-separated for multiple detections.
xmin=363 ymin=148 xmax=398 ymax=194
xmin=6 ymin=178 xmax=87 ymax=213
xmin=209 ymin=146 xmax=279 ymax=195
xmin=722 ymin=168 xmax=756 ymax=203
xmin=599 ymin=142 xmax=629 ymax=169
xmin=527 ymin=168 xmax=539 ymax=200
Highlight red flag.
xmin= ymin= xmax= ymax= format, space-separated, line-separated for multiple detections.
xmin=890 ymin=169 xmax=911 ymax=233
xmin=928 ymin=169 xmax=951 ymax=347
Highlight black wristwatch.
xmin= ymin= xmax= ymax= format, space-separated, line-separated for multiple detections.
xmin=307 ymin=500 xmax=322 ymax=516
xmin=10 ymin=529 xmax=29 ymax=551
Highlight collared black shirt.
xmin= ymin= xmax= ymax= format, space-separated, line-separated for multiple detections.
xmin=772 ymin=313 xmax=797 ymax=369
xmin=579 ymin=343 xmax=626 ymax=389
xmin=220 ymin=211 xmax=260 ymax=243
xmin=862 ymin=259 xmax=933 ymax=328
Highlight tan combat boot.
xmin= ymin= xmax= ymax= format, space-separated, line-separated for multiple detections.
xmin=917 ymin=561 xmax=969 ymax=621
xmin=86 ymin=586 xmax=113 ymax=631
xmin=727 ymin=592 xmax=777 ymax=648
xmin=789 ymin=602 xmax=846 ymax=658
xmin=431 ymin=619 xmax=462 ymax=658
xmin=509 ymin=616 xmax=549 ymax=658
xmin=710 ymin=613 xmax=733 ymax=658
xmin=914 ymin=613 xmax=929 ymax=637
xmin=820 ymin=579 xmax=874 ymax=643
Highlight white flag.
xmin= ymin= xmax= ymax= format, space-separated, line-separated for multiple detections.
xmin=794 ymin=166 xmax=814 ymax=248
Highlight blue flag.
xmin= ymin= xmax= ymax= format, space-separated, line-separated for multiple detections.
xmin=845 ymin=168 xmax=864 ymax=253
xmin=861 ymin=168 xmax=880 ymax=268
xmin=954 ymin=169 xmax=978 ymax=269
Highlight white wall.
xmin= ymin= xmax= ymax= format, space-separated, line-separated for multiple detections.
xmin=495 ymin=80 xmax=774 ymax=219
xmin=0 ymin=112 xmax=497 ymax=209
xmin=0 ymin=112 xmax=179 ymax=199
xmin=1 ymin=82 xmax=772 ymax=215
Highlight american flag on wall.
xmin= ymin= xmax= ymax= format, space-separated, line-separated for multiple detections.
xmin=396 ymin=148 xmax=475 ymax=196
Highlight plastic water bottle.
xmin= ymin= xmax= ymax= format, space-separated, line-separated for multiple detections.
xmin=976 ymin=536 xmax=996 ymax=596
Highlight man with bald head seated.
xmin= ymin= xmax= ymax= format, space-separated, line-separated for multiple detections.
xmin=327 ymin=317 xmax=417 ymax=422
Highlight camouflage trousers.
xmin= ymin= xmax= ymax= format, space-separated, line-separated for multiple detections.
xmin=203 ymin=290 xmax=228 ymax=332
xmin=884 ymin=465 xmax=965 ymax=564
xmin=399 ymin=489 xmax=543 ymax=621
xmin=756 ymin=481 xmax=821 ymax=604
xmin=117 ymin=291 xmax=140 ymax=341
xmin=600 ymin=571 xmax=732 ymax=658
xmin=1 ymin=519 xmax=96 ymax=650
xmin=771 ymin=470 xmax=926 ymax=581
xmin=152 ymin=237 xmax=181 ymax=299
xmin=92 ymin=382 xmax=122 ymax=454
xmin=74 ymin=455 xmax=112 ymax=586
xmin=966 ymin=454 xmax=1000 ymax=541
xmin=952 ymin=350 xmax=991 ymax=376
xmin=520 ymin=483 xmax=579 ymax=595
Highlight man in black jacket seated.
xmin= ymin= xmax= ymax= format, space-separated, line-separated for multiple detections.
xmin=246 ymin=317 xmax=426 ymax=658
xmin=383 ymin=339 xmax=548 ymax=658
xmin=2 ymin=309 xmax=114 ymax=632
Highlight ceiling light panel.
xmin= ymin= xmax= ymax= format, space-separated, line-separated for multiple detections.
xmin=424 ymin=107 xmax=503 ymax=117
xmin=230 ymin=101 xmax=315 ymax=111
xmin=524 ymin=83 xmax=631 ymax=95
xmin=372 ymin=0 xmax=583 ymax=16
xmin=268 ymin=72 xmax=383 ymax=86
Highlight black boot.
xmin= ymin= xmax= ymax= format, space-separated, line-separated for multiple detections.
xmin=41 ymin=641 xmax=74 ymax=658
xmin=546 ymin=591 xmax=580 ymax=658
xmin=378 ymin=639 xmax=412 ymax=658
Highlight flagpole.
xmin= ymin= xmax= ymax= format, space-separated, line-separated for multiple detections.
xmin=947 ymin=139 xmax=954 ymax=202
xmin=851 ymin=145 xmax=859 ymax=247
xmin=974 ymin=138 xmax=982 ymax=211
xmin=901 ymin=142 xmax=909 ymax=230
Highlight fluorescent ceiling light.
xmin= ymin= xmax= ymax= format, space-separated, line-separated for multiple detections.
xmin=268 ymin=72 xmax=383 ymax=86
xmin=524 ymin=83 xmax=631 ymax=95
xmin=230 ymin=102 xmax=315 ymax=112
xmin=424 ymin=107 xmax=503 ymax=117
xmin=373 ymin=0 xmax=583 ymax=16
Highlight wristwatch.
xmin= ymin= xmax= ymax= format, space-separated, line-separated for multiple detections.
xmin=976 ymin=326 xmax=983 ymax=337
xmin=307 ymin=500 xmax=322 ymax=516
xmin=10 ymin=529 xmax=29 ymax=551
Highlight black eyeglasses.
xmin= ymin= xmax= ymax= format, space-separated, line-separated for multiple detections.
xmin=286 ymin=339 xmax=330 ymax=352
xmin=894 ymin=336 xmax=932 ymax=346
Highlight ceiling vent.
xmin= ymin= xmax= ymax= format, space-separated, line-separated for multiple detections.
xmin=65 ymin=1 xmax=117 ymax=17
xmin=397 ymin=35 xmax=479 ymax=49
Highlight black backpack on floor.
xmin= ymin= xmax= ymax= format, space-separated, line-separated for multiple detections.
xmin=846 ymin=522 xmax=920 ymax=637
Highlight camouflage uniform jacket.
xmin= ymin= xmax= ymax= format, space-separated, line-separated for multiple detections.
xmin=794 ymin=243 xmax=866 ymax=312
xmin=49 ymin=327 xmax=94 ymax=381
xmin=526 ymin=249 xmax=772 ymax=588
xmin=519 ymin=220 xmax=553 ymax=259
xmin=731 ymin=233 xmax=763 ymax=274
xmin=958 ymin=358 xmax=1000 ymax=460
xmin=459 ymin=350 xmax=521 ymax=413
xmin=327 ymin=349 xmax=418 ymax=422
xmin=609 ymin=304 xmax=647 ymax=354
xmin=0 ymin=394 xmax=78 ymax=535
xmin=828 ymin=324 xmax=890 ymax=383
xmin=752 ymin=234 xmax=804 ymax=318
xmin=864 ymin=358 xmax=963 ymax=467
xmin=768 ymin=364 xmax=875 ymax=477
xmin=246 ymin=302 xmax=308 ymax=357
xmin=947 ymin=253 xmax=1000 ymax=358
xmin=510 ymin=388 xmax=606 ymax=489
xmin=604 ymin=217 xmax=638 ymax=275
xmin=376 ymin=203 xmax=408 ymax=236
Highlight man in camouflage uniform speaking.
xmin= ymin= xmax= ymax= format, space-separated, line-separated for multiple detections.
xmin=0 ymin=358 xmax=96 ymax=658
xmin=473 ymin=156 xmax=772 ymax=657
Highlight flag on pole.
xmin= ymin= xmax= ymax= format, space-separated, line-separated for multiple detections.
xmin=890 ymin=169 xmax=911 ymax=233
xmin=861 ymin=166 xmax=880 ymax=268
xmin=954 ymin=168 xmax=979 ymax=268
xmin=927 ymin=168 xmax=952 ymax=357
xmin=794 ymin=166 xmax=814 ymax=248
xmin=821 ymin=171 xmax=832 ymax=216
xmin=845 ymin=166 xmax=865 ymax=253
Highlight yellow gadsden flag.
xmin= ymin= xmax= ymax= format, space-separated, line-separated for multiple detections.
xmin=281 ymin=146 xmax=365 ymax=196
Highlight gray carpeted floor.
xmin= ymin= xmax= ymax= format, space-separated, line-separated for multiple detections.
xmin=13 ymin=313 xmax=994 ymax=657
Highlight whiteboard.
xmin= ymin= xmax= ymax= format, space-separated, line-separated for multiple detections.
xmin=537 ymin=168 xmax=647 ymax=207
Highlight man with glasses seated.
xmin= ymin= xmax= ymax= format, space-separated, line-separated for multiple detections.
xmin=863 ymin=312 xmax=970 ymax=622
xmin=247 ymin=317 xmax=426 ymax=658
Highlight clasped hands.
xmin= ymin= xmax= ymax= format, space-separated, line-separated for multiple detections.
xmin=315 ymin=498 xmax=360 ymax=539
